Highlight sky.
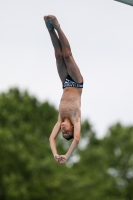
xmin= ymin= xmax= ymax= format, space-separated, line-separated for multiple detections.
xmin=0 ymin=0 xmax=133 ymax=138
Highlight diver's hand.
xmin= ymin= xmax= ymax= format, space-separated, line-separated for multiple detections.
xmin=59 ymin=155 xmax=68 ymax=164
xmin=54 ymin=154 xmax=62 ymax=163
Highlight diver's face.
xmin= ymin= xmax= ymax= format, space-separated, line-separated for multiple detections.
xmin=61 ymin=122 xmax=73 ymax=140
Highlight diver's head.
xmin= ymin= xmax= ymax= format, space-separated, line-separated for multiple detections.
xmin=61 ymin=120 xmax=74 ymax=141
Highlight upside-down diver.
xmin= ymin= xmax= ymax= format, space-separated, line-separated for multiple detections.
xmin=44 ymin=15 xmax=83 ymax=164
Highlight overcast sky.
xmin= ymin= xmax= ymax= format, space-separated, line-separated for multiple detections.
xmin=0 ymin=0 xmax=133 ymax=138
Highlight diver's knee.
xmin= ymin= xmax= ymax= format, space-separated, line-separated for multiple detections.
xmin=55 ymin=52 xmax=63 ymax=60
xmin=63 ymin=51 xmax=72 ymax=60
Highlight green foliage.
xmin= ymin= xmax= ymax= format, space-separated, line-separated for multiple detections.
xmin=0 ymin=88 xmax=59 ymax=200
xmin=103 ymin=123 xmax=133 ymax=199
xmin=0 ymin=88 xmax=133 ymax=200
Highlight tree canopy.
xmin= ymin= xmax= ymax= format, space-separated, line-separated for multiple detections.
xmin=0 ymin=88 xmax=133 ymax=200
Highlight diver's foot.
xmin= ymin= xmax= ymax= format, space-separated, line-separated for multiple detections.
xmin=47 ymin=15 xmax=60 ymax=30
xmin=44 ymin=16 xmax=54 ymax=31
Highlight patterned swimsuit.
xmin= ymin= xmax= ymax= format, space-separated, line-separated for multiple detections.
xmin=63 ymin=75 xmax=83 ymax=89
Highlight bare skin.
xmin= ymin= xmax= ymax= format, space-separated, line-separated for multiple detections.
xmin=44 ymin=15 xmax=83 ymax=164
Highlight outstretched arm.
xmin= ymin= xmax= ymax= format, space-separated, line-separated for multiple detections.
xmin=49 ymin=120 xmax=61 ymax=161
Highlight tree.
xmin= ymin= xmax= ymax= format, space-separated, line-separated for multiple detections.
xmin=0 ymin=88 xmax=61 ymax=200
xmin=71 ymin=122 xmax=133 ymax=200
xmin=102 ymin=123 xmax=133 ymax=199
xmin=0 ymin=88 xmax=133 ymax=200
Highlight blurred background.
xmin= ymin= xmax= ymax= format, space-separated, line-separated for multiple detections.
xmin=0 ymin=0 xmax=133 ymax=199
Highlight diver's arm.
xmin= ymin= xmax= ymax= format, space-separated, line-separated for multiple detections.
xmin=62 ymin=119 xmax=81 ymax=161
xmin=49 ymin=120 xmax=61 ymax=157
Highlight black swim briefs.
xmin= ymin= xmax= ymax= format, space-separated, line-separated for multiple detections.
xmin=63 ymin=75 xmax=83 ymax=89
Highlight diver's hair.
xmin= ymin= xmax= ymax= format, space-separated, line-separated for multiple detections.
xmin=64 ymin=135 xmax=74 ymax=141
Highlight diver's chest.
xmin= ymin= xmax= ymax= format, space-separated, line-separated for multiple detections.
xmin=59 ymin=101 xmax=79 ymax=120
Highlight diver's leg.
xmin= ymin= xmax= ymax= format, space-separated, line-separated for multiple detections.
xmin=44 ymin=16 xmax=68 ymax=83
xmin=48 ymin=15 xmax=83 ymax=83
